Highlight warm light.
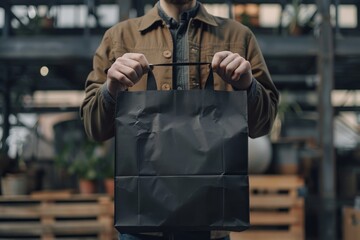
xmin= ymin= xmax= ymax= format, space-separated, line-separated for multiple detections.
xmin=245 ymin=4 xmax=259 ymax=16
xmin=40 ymin=66 xmax=49 ymax=77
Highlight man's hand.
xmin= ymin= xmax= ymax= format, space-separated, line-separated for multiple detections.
xmin=106 ymin=53 xmax=149 ymax=98
xmin=212 ymin=51 xmax=253 ymax=90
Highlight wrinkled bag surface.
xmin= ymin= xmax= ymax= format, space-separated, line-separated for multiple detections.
xmin=114 ymin=64 xmax=249 ymax=233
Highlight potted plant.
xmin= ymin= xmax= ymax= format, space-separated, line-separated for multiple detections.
xmin=101 ymin=155 xmax=115 ymax=197
xmin=100 ymin=141 xmax=115 ymax=197
xmin=270 ymin=91 xmax=302 ymax=141
xmin=283 ymin=0 xmax=316 ymax=36
xmin=55 ymin=140 xmax=104 ymax=194
xmin=1 ymin=148 xmax=28 ymax=196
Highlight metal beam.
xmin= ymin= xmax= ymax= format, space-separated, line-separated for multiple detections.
xmin=0 ymin=36 xmax=318 ymax=60
xmin=0 ymin=0 xmax=116 ymax=7
xmin=1 ymin=35 xmax=360 ymax=61
xmin=118 ymin=0 xmax=131 ymax=22
xmin=316 ymin=0 xmax=336 ymax=240
xmin=0 ymin=65 xmax=10 ymax=154
xmin=133 ymin=0 xmax=144 ymax=17
xmin=0 ymin=36 xmax=101 ymax=62
xmin=256 ymin=36 xmax=318 ymax=57
xmin=2 ymin=2 xmax=10 ymax=38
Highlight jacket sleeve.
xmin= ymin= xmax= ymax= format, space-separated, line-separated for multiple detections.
xmin=246 ymin=30 xmax=279 ymax=138
xmin=80 ymin=30 xmax=116 ymax=141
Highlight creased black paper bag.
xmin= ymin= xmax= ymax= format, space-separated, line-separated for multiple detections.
xmin=114 ymin=64 xmax=249 ymax=233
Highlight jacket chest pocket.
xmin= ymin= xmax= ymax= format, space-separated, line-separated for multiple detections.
xmin=113 ymin=48 xmax=173 ymax=65
xmin=203 ymin=45 xmax=247 ymax=63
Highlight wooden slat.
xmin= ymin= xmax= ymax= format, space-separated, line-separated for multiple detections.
xmin=231 ymin=231 xmax=303 ymax=240
xmin=250 ymin=212 xmax=298 ymax=225
xmin=0 ymin=193 xmax=108 ymax=202
xmin=249 ymin=195 xmax=300 ymax=208
xmin=30 ymin=190 xmax=72 ymax=200
xmin=56 ymin=238 xmax=98 ymax=240
xmin=249 ymin=175 xmax=303 ymax=190
xmin=0 ymin=205 xmax=42 ymax=218
xmin=0 ymin=221 xmax=106 ymax=235
xmin=0 ymin=222 xmax=43 ymax=235
xmin=0 ymin=195 xmax=46 ymax=202
xmin=41 ymin=203 xmax=109 ymax=216
xmin=0 ymin=203 xmax=110 ymax=218
xmin=49 ymin=221 xmax=106 ymax=234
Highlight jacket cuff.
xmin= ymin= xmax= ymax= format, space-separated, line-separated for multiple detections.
xmin=101 ymin=84 xmax=116 ymax=110
xmin=246 ymin=78 xmax=258 ymax=104
xmin=232 ymin=78 xmax=258 ymax=103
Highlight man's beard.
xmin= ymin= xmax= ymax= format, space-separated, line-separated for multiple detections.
xmin=164 ymin=0 xmax=194 ymax=5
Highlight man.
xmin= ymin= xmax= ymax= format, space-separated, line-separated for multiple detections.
xmin=80 ymin=0 xmax=279 ymax=239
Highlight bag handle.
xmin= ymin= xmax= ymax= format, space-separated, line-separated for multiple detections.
xmin=147 ymin=62 xmax=213 ymax=90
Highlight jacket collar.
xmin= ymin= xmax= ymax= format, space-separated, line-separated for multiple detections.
xmin=193 ymin=3 xmax=218 ymax=27
xmin=138 ymin=1 xmax=218 ymax=32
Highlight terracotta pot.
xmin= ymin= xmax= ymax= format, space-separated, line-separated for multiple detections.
xmin=104 ymin=178 xmax=114 ymax=197
xmin=1 ymin=173 xmax=27 ymax=196
xmin=272 ymin=142 xmax=299 ymax=175
xmin=78 ymin=179 xmax=96 ymax=194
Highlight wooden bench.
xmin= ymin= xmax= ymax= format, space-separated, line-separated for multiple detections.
xmin=231 ymin=175 xmax=305 ymax=240
xmin=0 ymin=192 xmax=114 ymax=240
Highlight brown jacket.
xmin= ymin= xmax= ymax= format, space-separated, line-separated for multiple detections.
xmin=80 ymin=3 xmax=279 ymax=141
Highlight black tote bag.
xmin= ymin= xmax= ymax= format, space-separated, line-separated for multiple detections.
xmin=114 ymin=63 xmax=249 ymax=233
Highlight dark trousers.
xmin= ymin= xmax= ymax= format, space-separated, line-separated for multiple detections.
xmin=119 ymin=232 xmax=230 ymax=240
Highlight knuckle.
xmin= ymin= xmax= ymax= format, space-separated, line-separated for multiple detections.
xmin=129 ymin=68 xmax=138 ymax=77
xmin=115 ymin=57 xmax=124 ymax=63
xmin=226 ymin=67 xmax=233 ymax=74
xmin=122 ymin=53 xmax=130 ymax=58
xmin=138 ymin=53 xmax=146 ymax=60
xmin=133 ymin=53 xmax=145 ymax=63
xmin=132 ymin=54 xmax=141 ymax=61
xmin=233 ymin=72 xmax=241 ymax=79
xmin=107 ymin=67 xmax=114 ymax=75
xmin=117 ymin=73 xmax=126 ymax=82
xmin=132 ymin=65 xmax=142 ymax=76
xmin=107 ymin=67 xmax=117 ymax=77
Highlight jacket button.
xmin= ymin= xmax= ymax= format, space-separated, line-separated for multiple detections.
xmin=163 ymin=50 xmax=172 ymax=59
xmin=161 ymin=83 xmax=171 ymax=90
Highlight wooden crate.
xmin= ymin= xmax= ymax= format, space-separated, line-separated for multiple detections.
xmin=343 ymin=206 xmax=360 ymax=240
xmin=0 ymin=192 xmax=114 ymax=240
xmin=231 ymin=175 xmax=305 ymax=240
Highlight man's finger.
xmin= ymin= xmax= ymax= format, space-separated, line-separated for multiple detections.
xmin=123 ymin=53 xmax=150 ymax=74
xmin=212 ymin=51 xmax=232 ymax=70
xmin=109 ymin=69 xmax=134 ymax=88
xmin=233 ymin=61 xmax=251 ymax=81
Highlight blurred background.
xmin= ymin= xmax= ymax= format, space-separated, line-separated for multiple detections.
xmin=0 ymin=0 xmax=359 ymax=240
